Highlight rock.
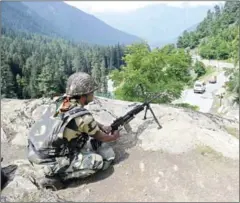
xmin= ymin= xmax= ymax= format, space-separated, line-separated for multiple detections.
xmin=173 ymin=165 xmax=179 ymax=171
xmin=139 ymin=162 xmax=145 ymax=172
xmin=32 ymin=104 xmax=56 ymax=121
xmin=1 ymin=189 xmax=65 ymax=202
xmin=154 ymin=177 xmax=160 ymax=183
xmin=4 ymin=175 xmax=37 ymax=191
xmin=1 ymin=128 xmax=8 ymax=142
xmin=11 ymin=133 xmax=28 ymax=146
xmin=158 ymin=171 xmax=164 ymax=177
xmin=0 ymin=97 xmax=239 ymax=202
xmin=2 ymin=97 xmax=239 ymax=160
xmin=1 ymin=158 xmax=66 ymax=202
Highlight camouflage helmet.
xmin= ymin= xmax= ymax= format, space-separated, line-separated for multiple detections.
xmin=66 ymin=72 xmax=98 ymax=97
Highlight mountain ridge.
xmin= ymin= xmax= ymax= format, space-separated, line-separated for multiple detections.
xmin=22 ymin=1 xmax=142 ymax=45
xmin=95 ymin=3 xmax=219 ymax=46
xmin=1 ymin=1 xmax=142 ymax=45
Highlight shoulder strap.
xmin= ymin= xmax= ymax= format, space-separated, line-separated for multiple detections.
xmin=63 ymin=106 xmax=89 ymax=119
xmin=58 ymin=107 xmax=91 ymax=136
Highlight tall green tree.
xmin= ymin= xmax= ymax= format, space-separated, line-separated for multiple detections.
xmin=110 ymin=43 xmax=192 ymax=103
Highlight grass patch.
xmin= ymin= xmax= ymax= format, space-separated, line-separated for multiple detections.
xmin=196 ymin=145 xmax=223 ymax=158
xmin=225 ymin=126 xmax=239 ymax=139
xmin=174 ymin=103 xmax=200 ymax=111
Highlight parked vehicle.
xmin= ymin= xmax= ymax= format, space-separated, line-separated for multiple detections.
xmin=193 ymin=81 xmax=206 ymax=94
xmin=209 ymin=75 xmax=217 ymax=84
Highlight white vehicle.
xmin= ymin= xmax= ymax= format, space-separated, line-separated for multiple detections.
xmin=193 ymin=81 xmax=206 ymax=94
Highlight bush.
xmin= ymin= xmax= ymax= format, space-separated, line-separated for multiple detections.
xmin=174 ymin=103 xmax=200 ymax=111
xmin=194 ymin=60 xmax=206 ymax=78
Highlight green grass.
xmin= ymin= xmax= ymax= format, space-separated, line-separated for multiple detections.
xmin=225 ymin=126 xmax=239 ymax=139
xmin=196 ymin=144 xmax=223 ymax=158
xmin=173 ymin=103 xmax=200 ymax=111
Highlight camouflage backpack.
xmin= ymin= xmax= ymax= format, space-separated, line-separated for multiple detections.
xmin=28 ymin=105 xmax=90 ymax=160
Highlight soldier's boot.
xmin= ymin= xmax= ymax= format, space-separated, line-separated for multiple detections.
xmin=33 ymin=176 xmax=65 ymax=191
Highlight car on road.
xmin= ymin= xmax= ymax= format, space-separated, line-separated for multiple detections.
xmin=209 ymin=76 xmax=217 ymax=84
xmin=193 ymin=81 xmax=206 ymax=94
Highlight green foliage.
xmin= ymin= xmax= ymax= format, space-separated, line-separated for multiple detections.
xmin=2 ymin=1 xmax=141 ymax=46
xmin=177 ymin=1 xmax=239 ymax=62
xmin=225 ymin=67 xmax=239 ymax=104
xmin=193 ymin=60 xmax=206 ymax=78
xmin=176 ymin=1 xmax=239 ymax=101
xmin=110 ymin=43 xmax=192 ymax=103
xmin=173 ymin=103 xmax=200 ymax=111
xmin=0 ymin=28 xmax=126 ymax=99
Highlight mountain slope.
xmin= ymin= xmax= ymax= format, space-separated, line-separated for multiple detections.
xmin=95 ymin=4 xmax=220 ymax=47
xmin=1 ymin=1 xmax=61 ymax=38
xmin=177 ymin=1 xmax=239 ymax=61
xmin=22 ymin=1 xmax=142 ymax=45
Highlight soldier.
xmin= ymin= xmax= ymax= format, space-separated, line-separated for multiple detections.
xmin=27 ymin=72 xmax=120 ymax=190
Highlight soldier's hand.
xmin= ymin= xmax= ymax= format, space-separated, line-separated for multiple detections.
xmin=111 ymin=130 xmax=120 ymax=140
xmin=101 ymin=125 xmax=112 ymax=134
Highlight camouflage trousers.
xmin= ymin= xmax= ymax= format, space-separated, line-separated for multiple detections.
xmin=31 ymin=141 xmax=115 ymax=181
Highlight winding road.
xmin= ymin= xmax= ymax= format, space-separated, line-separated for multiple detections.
xmin=173 ymin=55 xmax=235 ymax=113
xmin=174 ymin=72 xmax=227 ymax=113
xmin=107 ymin=55 xmax=235 ymax=113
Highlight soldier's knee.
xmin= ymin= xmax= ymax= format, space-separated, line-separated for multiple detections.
xmin=75 ymin=153 xmax=104 ymax=170
xmin=97 ymin=143 xmax=115 ymax=162
xmin=102 ymin=160 xmax=113 ymax=170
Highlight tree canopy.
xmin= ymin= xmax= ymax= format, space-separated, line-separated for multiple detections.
xmin=1 ymin=28 xmax=126 ymax=99
xmin=110 ymin=43 xmax=192 ymax=103
xmin=177 ymin=1 xmax=239 ymax=62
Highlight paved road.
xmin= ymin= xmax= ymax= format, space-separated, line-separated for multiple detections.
xmin=174 ymin=55 xmax=234 ymax=113
xmin=107 ymin=54 xmax=234 ymax=113
xmin=175 ymin=72 xmax=228 ymax=113
xmin=192 ymin=55 xmax=235 ymax=69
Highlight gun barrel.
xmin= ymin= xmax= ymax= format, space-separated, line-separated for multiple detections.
xmin=128 ymin=105 xmax=144 ymax=115
xmin=143 ymin=93 xmax=161 ymax=105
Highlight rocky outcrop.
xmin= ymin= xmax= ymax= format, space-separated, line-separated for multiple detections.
xmin=1 ymin=97 xmax=239 ymax=156
xmin=1 ymin=97 xmax=239 ymax=202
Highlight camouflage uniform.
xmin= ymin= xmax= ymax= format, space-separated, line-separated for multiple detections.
xmin=48 ymin=101 xmax=115 ymax=180
xmin=28 ymin=72 xmax=115 ymax=184
xmin=28 ymin=100 xmax=115 ymax=181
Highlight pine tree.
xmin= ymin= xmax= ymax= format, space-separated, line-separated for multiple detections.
xmin=100 ymin=60 xmax=108 ymax=93
xmin=91 ymin=61 xmax=101 ymax=93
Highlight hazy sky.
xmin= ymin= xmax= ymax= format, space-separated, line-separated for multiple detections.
xmin=65 ymin=1 xmax=221 ymax=14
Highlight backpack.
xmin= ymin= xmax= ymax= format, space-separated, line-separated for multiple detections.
xmin=28 ymin=105 xmax=90 ymax=159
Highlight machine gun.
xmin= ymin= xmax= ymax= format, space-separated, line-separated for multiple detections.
xmin=91 ymin=84 xmax=162 ymax=150
xmin=110 ymin=85 xmax=162 ymax=133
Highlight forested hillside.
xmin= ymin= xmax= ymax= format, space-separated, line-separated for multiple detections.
xmin=177 ymin=1 xmax=239 ymax=103
xmin=1 ymin=2 xmax=63 ymax=39
xmin=177 ymin=1 xmax=239 ymax=62
xmin=1 ymin=1 xmax=141 ymax=45
xmin=1 ymin=28 xmax=125 ymax=99
xmin=1 ymin=1 xmax=238 ymax=104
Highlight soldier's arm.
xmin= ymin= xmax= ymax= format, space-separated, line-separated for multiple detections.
xmin=96 ymin=121 xmax=112 ymax=134
xmin=79 ymin=114 xmax=120 ymax=142
xmin=96 ymin=121 xmax=104 ymax=129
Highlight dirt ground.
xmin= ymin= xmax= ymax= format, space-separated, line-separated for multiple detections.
xmin=2 ymin=143 xmax=239 ymax=202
